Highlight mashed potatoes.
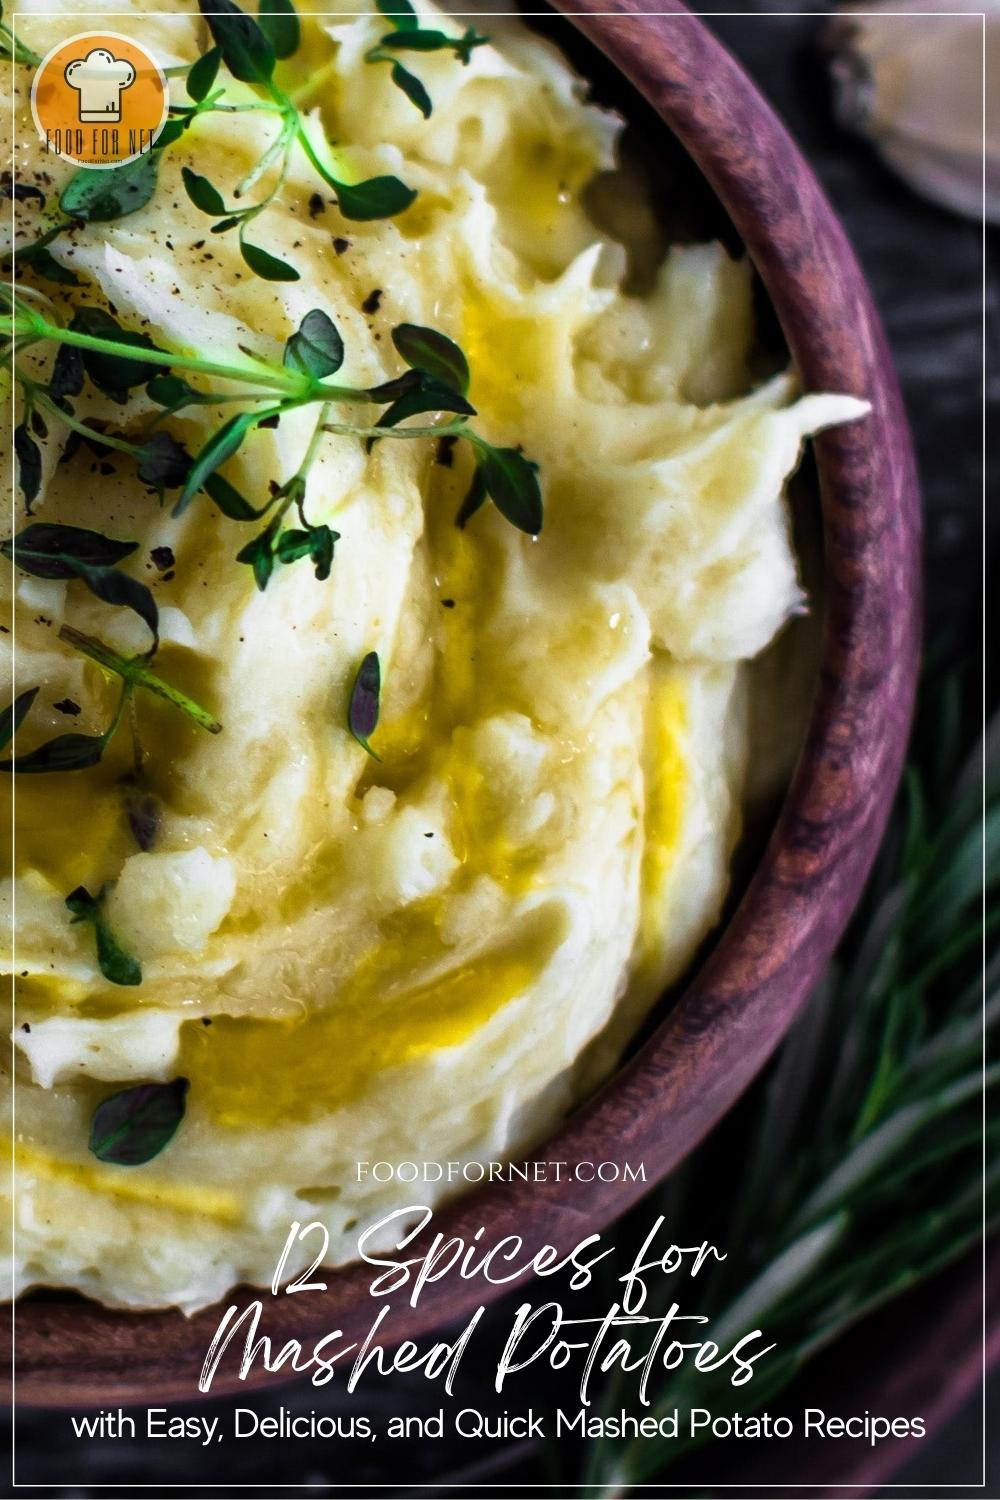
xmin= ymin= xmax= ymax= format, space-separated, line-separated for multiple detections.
xmin=1 ymin=0 xmax=865 ymax=1310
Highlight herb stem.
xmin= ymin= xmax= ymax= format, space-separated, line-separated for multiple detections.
xmin=2 ymin=221 xmax=74 ymax=269
xmin=287 ymin=113 xmax=350 ymax=196
xmin=104 ymin=679 xmax=133 ymax=747
xmin=6 ymin=305 xmax=380 ymax=407
xmin=59 ymin=625 xmax=222 ymax=734
xmin=234 ymin=111 xmax=296 ymax=200
xmin=208 ymin=101 xmax=286 ymax=115
xmin=321 ymin=417 xmax=470 ymax=442
xmin=7 ymin=314 xmax=305 ymax=395
xmin=130 ymin=665 xmax=223 ymax=735
xmin=288 ymin=59 xmax=338 ymax=107
xmin=27 ymin=384 xmax=147 ymax=460
xmin=298 ymin=401 xmax=333 ymax=477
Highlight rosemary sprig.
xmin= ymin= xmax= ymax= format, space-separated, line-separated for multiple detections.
xmin=578 ymin=658 xmax=995 ymax=1495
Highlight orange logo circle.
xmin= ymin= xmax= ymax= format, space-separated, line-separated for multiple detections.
xmin=31 ymin=31 xmax=168 ymax=170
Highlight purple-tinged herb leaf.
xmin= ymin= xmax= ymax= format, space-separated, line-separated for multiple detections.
xmin=348 ymin=650 xmax=381 ymax=759
xmin=89 ymin=1077 xmax=189 ymax=1165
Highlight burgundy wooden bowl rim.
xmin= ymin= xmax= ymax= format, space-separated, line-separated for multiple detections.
xmin=12 ymin=0 xmax=921 ymax=1406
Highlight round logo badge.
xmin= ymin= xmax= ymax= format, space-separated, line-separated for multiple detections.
xmin=30 ymin=31 xmax=168 ymax=170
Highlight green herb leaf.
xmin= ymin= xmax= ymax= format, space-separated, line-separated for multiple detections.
xmin=19 ymin=245 xmax=79 ymax=285
xmin=186 ymin=45 xmax=221 ymax=102
xmin=67 ymin=883 xmax=143 ymax=988
xmin=136 ymin=431 xmax=191 ymax=492
xmin=79 ymin=568 xmax=160 ymax=642
xmin=391 ymin=323 xmax=470 ymax=395
xmin=0 ymin=687 xmax=38 ymax=752
xmin=284 ymin=309 xmax=344 ymax=379
xmin=204 ymin=471 xmax=269 ymax=520
xmin=2 ymin=729 xmax=107 ymax=774
xmin=333 ymin=174 xmax=417 ymax=221
xmin=69 ymin=307 xmax=162 ymax=400
xmin=14 ymin=423 xmax=41 ymax=508
xmin=455 ymin=462 xmax=487 ymax=528
xmin=199 ymin=0 xmax=276 ymax=85
xmin=273 ymin=528 xmax=313 ymax=563
xmin=3 ymin=523 xmax=137 ymax=576
xmin=49 ymin=343 xmax=85 ymax=399
xmin=308 ymin=524 xmax=336 ymax=580
xmin=1 ymin=173 xmax=44 ymax=205
xmin=375 ymin=0 xmax=419 ymax=30
xmin=182 ymin=165 xmax=227 ymax=216
xmin=479 ymin=446 xmax=542 ymax=535
xmin=89 ymin=1077 xmax=189 ymax=1164
xmin=176 ymin=411 xmax=261 ymax=515
xmin=454 ymin=26 xmax=489 ymax=65
xmin=154 ymin=117 xmax=192 ymax=151
xmin=211 ymin=215 xmax=243 ymax=234
xmin=283 ymin=309 xmax=346 ymax=378
xmin=348 ymin=650 xmax=381 ymax=758
xmin=378 ymin=375 xmax=474 ymax=428
xmin=59 ymin=154 xmax=159 ymax=223
xmin=378 ymin=28 xmax=455 ymax=52
xmin=146 ymin=374 xmax=202 ymax=410
xmin=236 ymin=528 xmax=276 ymax=590
xmin=366 ymin=369 xmax=422 ymax=403
xmin=3 ymin=523 xmax=158 ymax=641
xmin=389 ymin=62 xmax=432 ymax=116
xmin=275 ymin=523 xmax=338 ymax=579
xmin=258 ymin=0 xmax=300 ymax=59
xmin=240 ymin=236 xmax=299 ymax=281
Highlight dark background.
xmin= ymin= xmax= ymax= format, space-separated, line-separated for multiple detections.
xmin=9 ymin=1 xmax=994 ymax=1493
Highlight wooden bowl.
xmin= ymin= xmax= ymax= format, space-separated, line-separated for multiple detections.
xmin=11 ymin=0 xmax=921 ymax=1404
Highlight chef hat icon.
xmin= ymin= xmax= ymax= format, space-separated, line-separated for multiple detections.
xmin=64 ymin=48 xmax=135 ymax=124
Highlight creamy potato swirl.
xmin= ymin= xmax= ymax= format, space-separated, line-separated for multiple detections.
xmin=1 ymin=0 xmax=864 ymax=1309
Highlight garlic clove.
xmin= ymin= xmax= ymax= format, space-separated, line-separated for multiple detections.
xmin=826 ymin=0 xmax=999 ymax=224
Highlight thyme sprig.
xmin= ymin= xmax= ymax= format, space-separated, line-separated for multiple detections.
xmin=173 ymin=0 xmax=464 ymax=276
xmin=3 ymin=290 xmax=544 ymax=560
xmin=2 ymin=624 xmax=221 ymax=776
xmin=366 ymin=0 xmax=488 ymax=118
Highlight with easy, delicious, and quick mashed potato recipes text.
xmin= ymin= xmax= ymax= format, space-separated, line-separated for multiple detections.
xmin=1 ymin=0 xmax=865 ymax=1310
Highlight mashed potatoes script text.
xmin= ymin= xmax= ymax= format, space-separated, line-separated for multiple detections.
xmin=198 ymin=1208 xmax=776 ymax=1401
